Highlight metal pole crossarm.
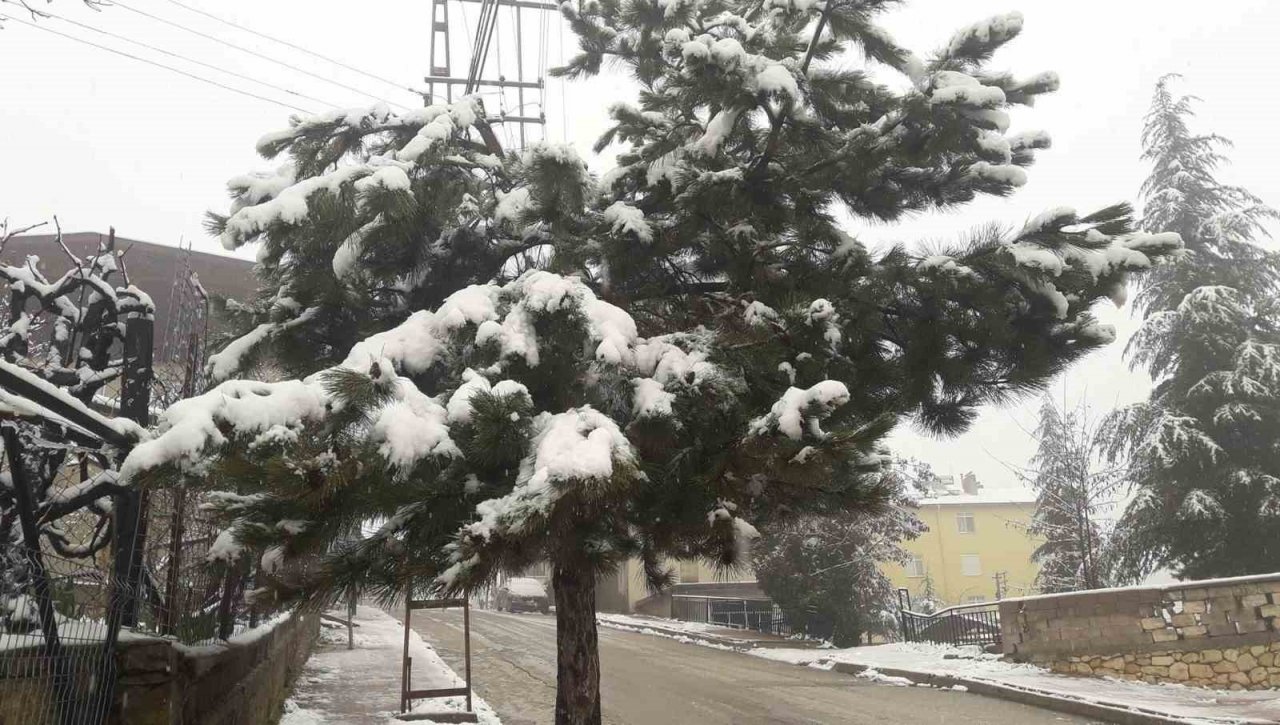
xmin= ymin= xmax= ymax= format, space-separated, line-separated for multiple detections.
xmin=457 ymin=0 xmax=559 ymax=10
xmin=492 ymin=115 xmax=545 ymax=124
xmin=423 ymin=76 xmax=544 ymax=90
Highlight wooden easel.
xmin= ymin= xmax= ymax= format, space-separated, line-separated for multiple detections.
xmin=397 ymin=596 xmax=477 ymax=723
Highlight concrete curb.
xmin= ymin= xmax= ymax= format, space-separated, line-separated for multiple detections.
xmin=826 ymin=661 xmax=1224 ymax=725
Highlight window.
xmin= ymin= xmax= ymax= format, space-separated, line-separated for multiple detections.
xmin=965 ymin=595 xmax=987 ymax=604
xmin=956 ymin=512 xmax=976 ymax=534
xmin=960 ymin=554 xmax=982 ymax=577
xmin=906 ymin=557 xmax=926 ymax=578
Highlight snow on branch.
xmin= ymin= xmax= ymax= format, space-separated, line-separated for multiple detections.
xmin=750 ymin=380 xmax=850 ymax=440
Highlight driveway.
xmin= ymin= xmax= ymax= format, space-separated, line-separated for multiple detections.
xmin=407 ymin=608 xmax=1094 ymax=724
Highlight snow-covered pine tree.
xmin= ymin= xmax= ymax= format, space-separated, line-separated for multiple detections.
xmin=1105 ymin=76 xmax=1280 ymax=580
xmin=1020 ymin=396 xmax=1125 ymax=593
xmin=754 ymin=458 xmax=926 ymax=646
xmin=125 ymin=5 xmax=1183 ymax=722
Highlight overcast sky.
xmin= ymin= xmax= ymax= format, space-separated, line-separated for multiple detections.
xmin=2 ymin=0 xmax=1277 ymax=490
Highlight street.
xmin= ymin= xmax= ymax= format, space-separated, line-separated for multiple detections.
xmin=408 ymin=609 xmax=1095 ymax=725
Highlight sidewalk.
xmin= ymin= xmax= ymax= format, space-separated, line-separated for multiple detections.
xmin=281 ymin=605 xmax=501 ymax=725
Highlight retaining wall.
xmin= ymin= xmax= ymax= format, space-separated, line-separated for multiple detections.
xmin=999 ymin=573 xmax=1280 ymax=690
xmin=0 ymin=611 xmax=318 ymax=725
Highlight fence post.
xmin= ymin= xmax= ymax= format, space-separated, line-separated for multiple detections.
xmin=2 ymin=428 xmax=75 ymax=724
xmin=160 ymin=488 xmax=186 ymax=636
xmin=347 ymin=590 xmax=357 ymax=650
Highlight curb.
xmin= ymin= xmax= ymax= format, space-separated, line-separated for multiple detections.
xmin=598 ymin=620 xmax=752 ymax=649
xmin=598 ymin=619 xmax=820 ymax=651
xmin=826 ymin=662 xmax=1211 ymax=725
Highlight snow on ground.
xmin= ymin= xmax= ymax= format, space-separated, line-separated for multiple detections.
xmin=602 ymin=614 xmax=1280 ymax=725
xmin=283 ymin=605 xmax=501 ymax=724
xmin=597 ymin=612 xmax=742 ymax=637
xmin=759 ymin=641 xmax=1280 ymax=725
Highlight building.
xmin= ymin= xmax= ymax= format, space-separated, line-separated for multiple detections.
xmin=596 ymin=557 xmax=764 ymax=615
xmin=3 ymin=231 xmax=257 ymax=339
xmin=593 ymin=472 xmax=1043 ymax=616
xmin=887 ymin=473 xmax=1042 ymax=608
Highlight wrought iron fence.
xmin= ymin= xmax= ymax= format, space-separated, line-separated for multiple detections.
xmin=896 ymin=589 xmax=1002 ymax=648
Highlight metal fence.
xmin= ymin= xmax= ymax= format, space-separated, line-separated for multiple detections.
xmin=671 ymin=595 xmax=793 ymax=637
xmin=1 ymin=488 xmax=281 ymax=725
xmin=896 ymin=589 xmax=1002 ymax=648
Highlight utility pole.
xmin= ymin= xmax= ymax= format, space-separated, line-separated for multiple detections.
xmin=424 ymin=0 xmax=556 ymax=155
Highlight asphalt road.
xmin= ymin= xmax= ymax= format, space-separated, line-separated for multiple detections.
xmin=408 ymin=609 xmax=1095 ymax=725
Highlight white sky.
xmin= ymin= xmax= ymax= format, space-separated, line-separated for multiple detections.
xmin=1 ymin=0 xmax=1277 ymax=490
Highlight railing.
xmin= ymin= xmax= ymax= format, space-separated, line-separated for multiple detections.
xmin=671 ymin=595 xmax=792 ymax=637
xmin=896 ymin=589 xmax=1001 ymax=648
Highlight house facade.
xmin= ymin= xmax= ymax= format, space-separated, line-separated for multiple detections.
xmin=888 ymin=473 xmax=1042 ymax=608
xmin=597 ymin=473 xmax=1044 ymax=616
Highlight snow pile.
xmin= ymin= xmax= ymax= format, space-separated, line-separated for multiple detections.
xmin=631 ymin=377 xmax=675 ymax=419
xmin=945 ymin=12 xmax=1023 ymax=58
xmin=120 ymin=379 xmax=327 ymax=483
xmin=222 ymin=100 xmax=480 ymax=249
xmin=602 ymin=201 xmax=653 ymax=243
xmin=931 ymin=72 xmax=1005 ymax=108
xmin=750 ymin=381 xmax=851 ymax=440
xmin=373 ymin=385 xmax=460 ymax=468
xmin=523 ymin=407 xmax=637 ymax=489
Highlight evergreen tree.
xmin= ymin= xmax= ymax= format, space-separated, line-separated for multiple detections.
xmin=913 ymin=571 xmax=941 ymax=614
xmin=754 ymin=459 xmax=926 ymax=647
xmin=1106 ymin=76 xmax=1280 ymax=580
xmin=1020 ymin=396 xmax=1124 ymax=593
xmin=123 ymin=5 xmax=1182 ymax=722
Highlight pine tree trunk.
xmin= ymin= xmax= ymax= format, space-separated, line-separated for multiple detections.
xmin=553 ymin=562 xmax=602 ymax=725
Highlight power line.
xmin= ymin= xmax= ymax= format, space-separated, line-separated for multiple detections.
xmin=2 ymin=0 xmax=341 ymax=109
xmin=109 ymin=0 xmax=409 ymax=110
xmin=156 ymin=0 xmax=420 ymax=99
xmin=0 ymin=12 xmax=315 ymax=113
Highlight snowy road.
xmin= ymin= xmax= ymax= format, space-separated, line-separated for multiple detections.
xmin=408 ymin=609 xmax=1093 ymax=725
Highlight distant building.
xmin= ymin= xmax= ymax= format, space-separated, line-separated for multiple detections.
xmin=3 ymin=231 xmax=256 ymax=339
xmin=596 ymin=472 xmax=1043 ymax=617
xmin=596 ymin=558 xmax=764 ymax=616
xmin=889 ymin=473 xmax=1042 ymax=608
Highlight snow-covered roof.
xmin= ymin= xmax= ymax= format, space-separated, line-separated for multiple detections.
xmin=915 ymin=488 xmax=1037 ymax=507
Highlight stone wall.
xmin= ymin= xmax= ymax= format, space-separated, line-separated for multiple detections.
xmin=119 ymin=611 xmax=319 ymax=725
xmin=0 ymin=612 xmax=318 ymax=725
xmin=1000 ymin=573 xmax=1280 ymax=690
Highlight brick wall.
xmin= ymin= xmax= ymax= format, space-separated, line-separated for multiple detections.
xmin=999 ymin=573 xmax=1280 ymax=690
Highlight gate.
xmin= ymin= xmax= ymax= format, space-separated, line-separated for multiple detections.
xmin=896 ymin=588 xmax=1002 ymax=648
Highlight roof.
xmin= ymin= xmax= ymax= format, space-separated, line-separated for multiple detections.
xmin=915 ymin=488 xmax=1038 ymax=507
xmin=3 ymin=232 xmax=256 ymax=336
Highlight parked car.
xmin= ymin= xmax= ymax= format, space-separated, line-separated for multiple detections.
xmin=496 ymin=577 xmax=550 ymax=614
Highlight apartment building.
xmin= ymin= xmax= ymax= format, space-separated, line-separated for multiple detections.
xmin=888 ymin=473 xmax=1042 ymax=608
